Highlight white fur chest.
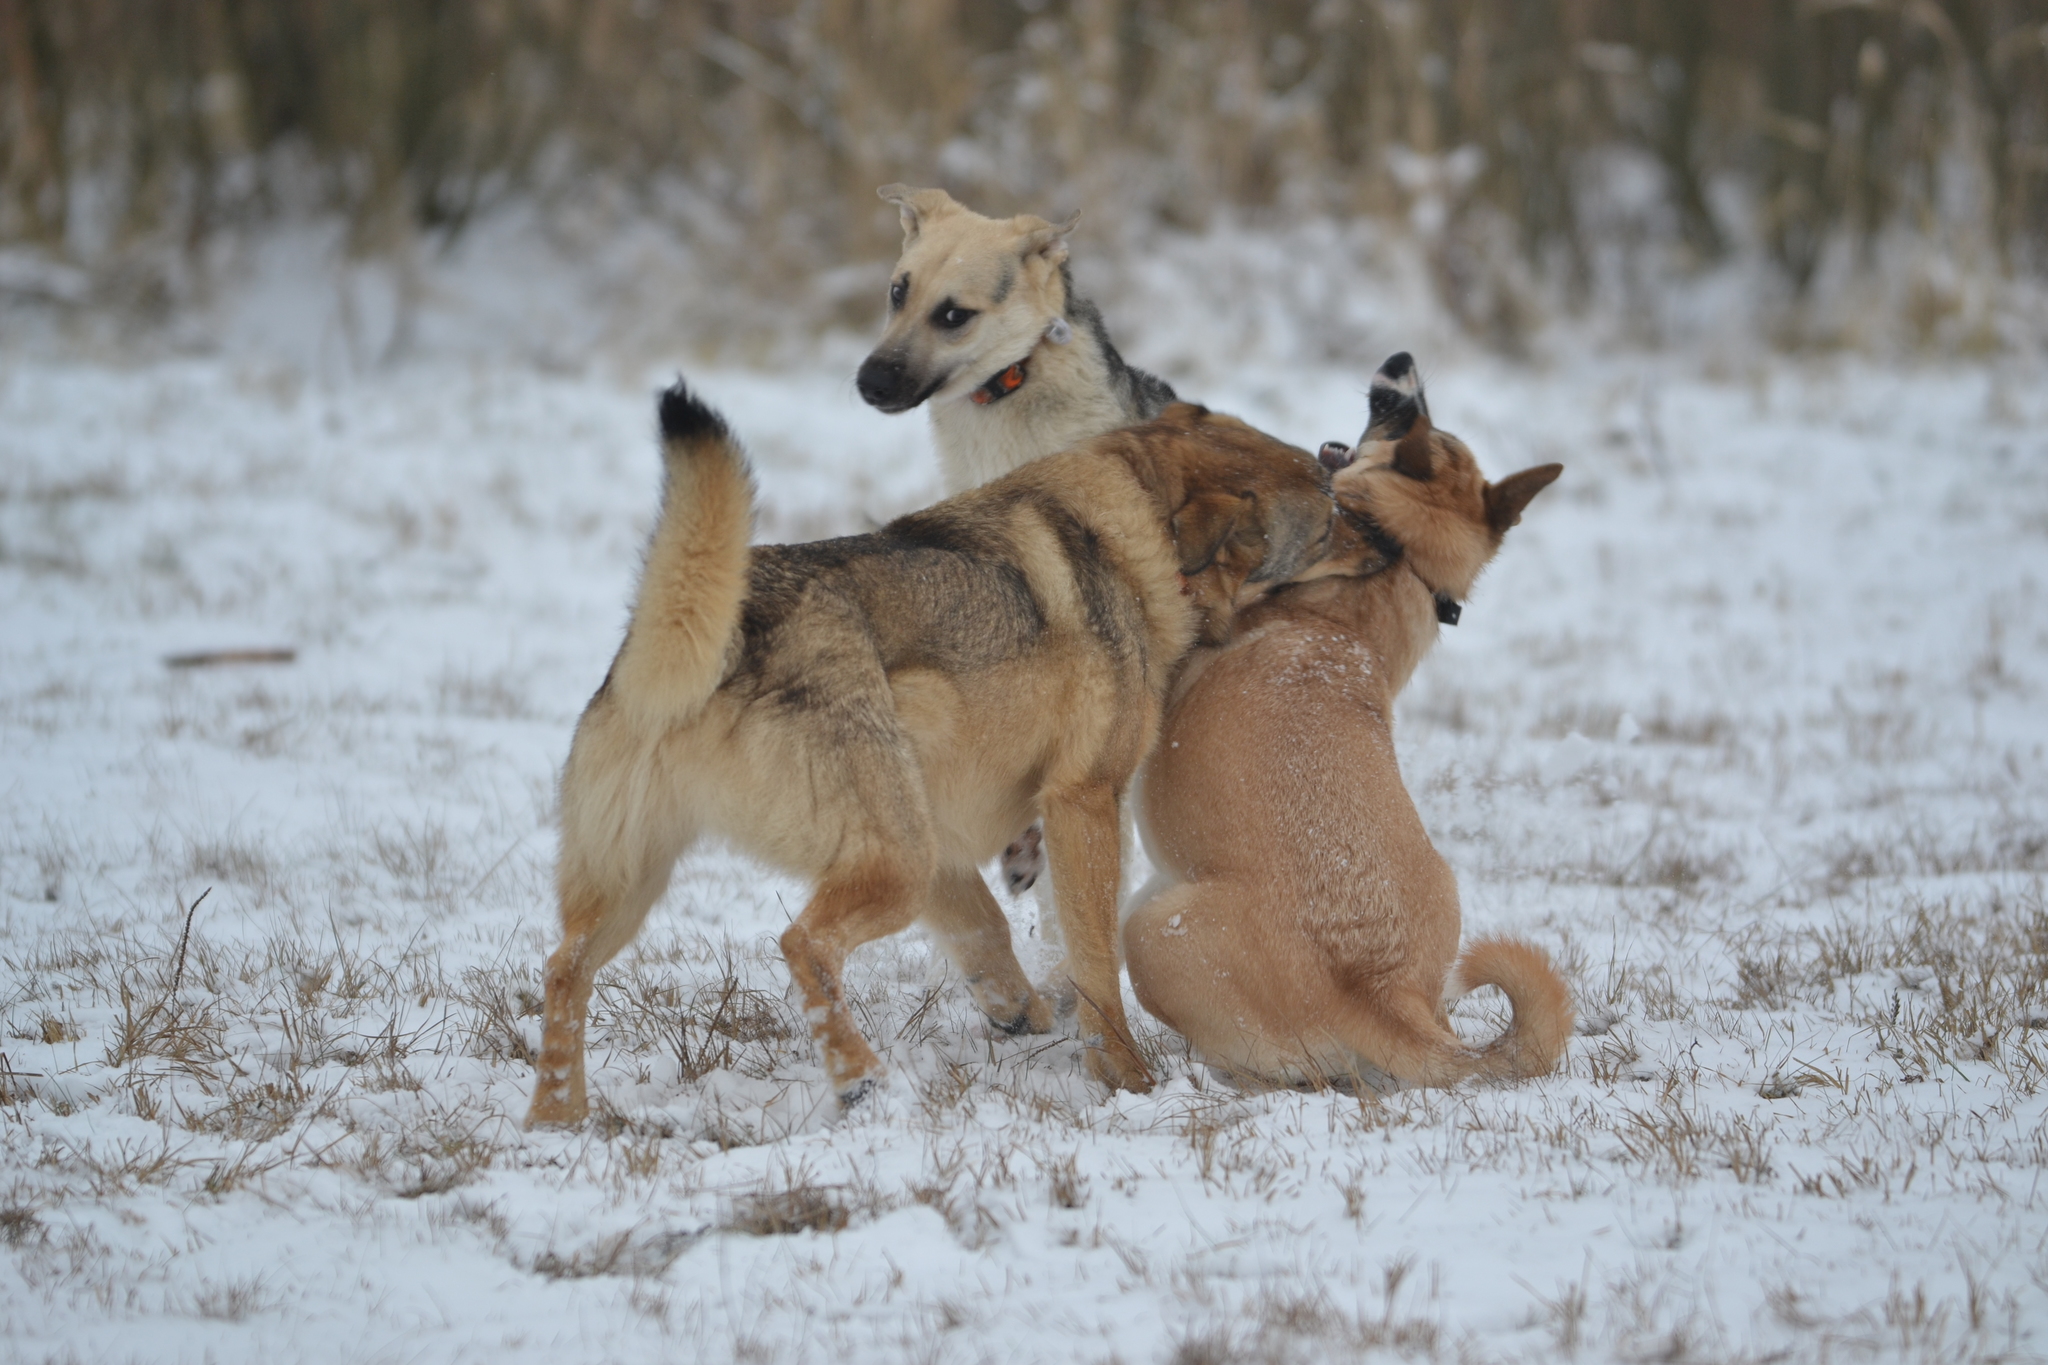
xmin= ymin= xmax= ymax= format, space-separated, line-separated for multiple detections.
xmin=928 ymin=381 xmax=1132 ymax=494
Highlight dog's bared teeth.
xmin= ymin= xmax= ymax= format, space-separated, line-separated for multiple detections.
xmin=1318 ymin=441 xmax=1356 ymax=471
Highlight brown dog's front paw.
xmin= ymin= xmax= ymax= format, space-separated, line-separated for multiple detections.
xmin=1039 ymin=963 xmax=1079 ymax=1018
xmin=991 ymin=988 xmax=1054 ymax=1036
xmin=1086 ymin=1038 xmax=1156 ymax=1094
xmin=966 ymin=972 xmax=1053 ymax=1037
xmin=1002 ymin=822 xmax=1046 ymax=894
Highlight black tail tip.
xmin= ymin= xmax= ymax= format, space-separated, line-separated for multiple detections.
xmin=657 ymin=378 xmax=728 ymax=443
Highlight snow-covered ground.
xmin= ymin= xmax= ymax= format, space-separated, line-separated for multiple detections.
xmin=3 ymin=328 xmax=2046 ymax=1363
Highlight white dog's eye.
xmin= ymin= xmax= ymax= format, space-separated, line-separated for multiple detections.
xmin=933 ymin=303 xmax=977 ymax=330
xmin=889 ymin=276 xmax=908 ymax=310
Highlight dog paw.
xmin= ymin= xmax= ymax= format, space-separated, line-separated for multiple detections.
xmin=1038 ymin=966 xmax=1079 ymax=1019
xmin=524 ymin=1096 xmax=589 ymax=1129
xmin=524 ymin=1068 xmax=591 ymax=1128
xmin=837 ymin=1076 xmax=882 ymax=1110
xmin=990 ymin=989 xmax=1054 ymax=1036
xmin=1085 ymin=1040 xmax=1156 ymax=1095
xmin=1002 ymin=822 xmax=1046 ymax=894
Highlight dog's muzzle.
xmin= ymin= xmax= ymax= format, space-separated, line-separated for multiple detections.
xmin=856 ymin=353 xmax=927 ymax=413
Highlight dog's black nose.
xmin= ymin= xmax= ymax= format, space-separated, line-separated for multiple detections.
xmin=856 ymin=354 xmax=909 ymax=411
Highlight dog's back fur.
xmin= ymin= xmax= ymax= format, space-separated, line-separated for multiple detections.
xmin=857 ymin=185 xmax=1175 ymax=492
xmin=1124 ymin=354 xmax=1570 ymax=1090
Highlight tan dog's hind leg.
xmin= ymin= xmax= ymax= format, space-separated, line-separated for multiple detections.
xmin=1043 ymin=786 xmax=1153 ymax=1093
xmin=530 ymin=863 xmax=676 ymax=1126
xmin=528 ymin=765 xmax=688 ymax=1129
xmin=529 ymin=723 xmax=694 ymax=1126
xmin=919 ymin=867 xmax=1052 ymax=1036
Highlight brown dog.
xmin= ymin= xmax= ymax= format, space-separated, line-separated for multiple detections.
xmin=527 ymin=382 xmax=1340 ymax=1125
xmin=1124 ymin=353 xmax=1572 ymax=1090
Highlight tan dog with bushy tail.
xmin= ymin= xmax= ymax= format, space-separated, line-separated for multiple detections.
xmin=527 ymin=381 xmax=1343 ymax=1126
xmin=1125 ymin=353 xmax=1572 ymax=1089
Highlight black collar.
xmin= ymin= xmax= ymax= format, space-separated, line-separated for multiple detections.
xmin=1337 ymin=507 xmax=1464 ymax=626
xmin=970 ymin=359 xmax=1028 ymax=406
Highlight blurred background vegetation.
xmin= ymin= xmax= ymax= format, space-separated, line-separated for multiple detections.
xmin=3 ymin=0 xmax=2045 ymax=354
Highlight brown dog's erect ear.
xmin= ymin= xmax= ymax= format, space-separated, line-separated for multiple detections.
xmin=1391 ymin=411 xmax=1436 ymax=480
xmin=1484 ymin=463 xmax=1564 ymax=534
xmin=1171 ymin=491 xmax=1253 ymax=577
xmin=877 ymin=184 xmax=961 ymax=244
xmin=1019 ymin=210 xmax=1080 ymax=267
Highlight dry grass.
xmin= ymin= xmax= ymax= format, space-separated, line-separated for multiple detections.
xmin=724 ymin=1182 xmax=851 ymax=1238
xmin=1168 ymin=1259 xmax=1444 ymax=1364
xmin=4 ymin=793 xmax=2043 ymax=1361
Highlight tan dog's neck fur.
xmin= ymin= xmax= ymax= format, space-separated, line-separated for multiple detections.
xmin=858 ymin=186 xmax=1177 ymax=494
xmin=1125 ymin=354 xmax=1569 ymax=1092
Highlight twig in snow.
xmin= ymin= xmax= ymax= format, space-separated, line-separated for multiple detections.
xmin=171 ymin=887 xmax=210 ymax=998
xmin=164 ymin=648 xmax=297 ymax=668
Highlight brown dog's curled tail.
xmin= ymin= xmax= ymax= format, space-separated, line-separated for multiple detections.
xmin=1449 ymin=936 xmax=1574 ymax=1080
xmin=609 ymin=381 xmax=756 ymax=732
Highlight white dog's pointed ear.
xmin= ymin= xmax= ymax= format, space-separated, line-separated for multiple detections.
xmin=1019 ymin=209 xmax=1080 ymax=266
xmin=878 ymin=184 xmax=961 ymax=244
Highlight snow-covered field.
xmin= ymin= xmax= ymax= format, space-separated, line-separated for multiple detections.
xmin=3 ymin=333 xmax=2046 ymax=1363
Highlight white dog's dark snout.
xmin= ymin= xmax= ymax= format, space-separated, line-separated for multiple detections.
xmin=857 ymin=352 xmax=913 ymax=411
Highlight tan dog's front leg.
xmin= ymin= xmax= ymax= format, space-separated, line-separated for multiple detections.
xmin=1042 ymin=786 xmax=1154 ymax=1094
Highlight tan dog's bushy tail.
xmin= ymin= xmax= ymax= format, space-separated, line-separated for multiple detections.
xmin=608 ymin=381 xmax=755 ymax=732
xmin=1448 ymin=936 xmax=1574 ymax=1080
